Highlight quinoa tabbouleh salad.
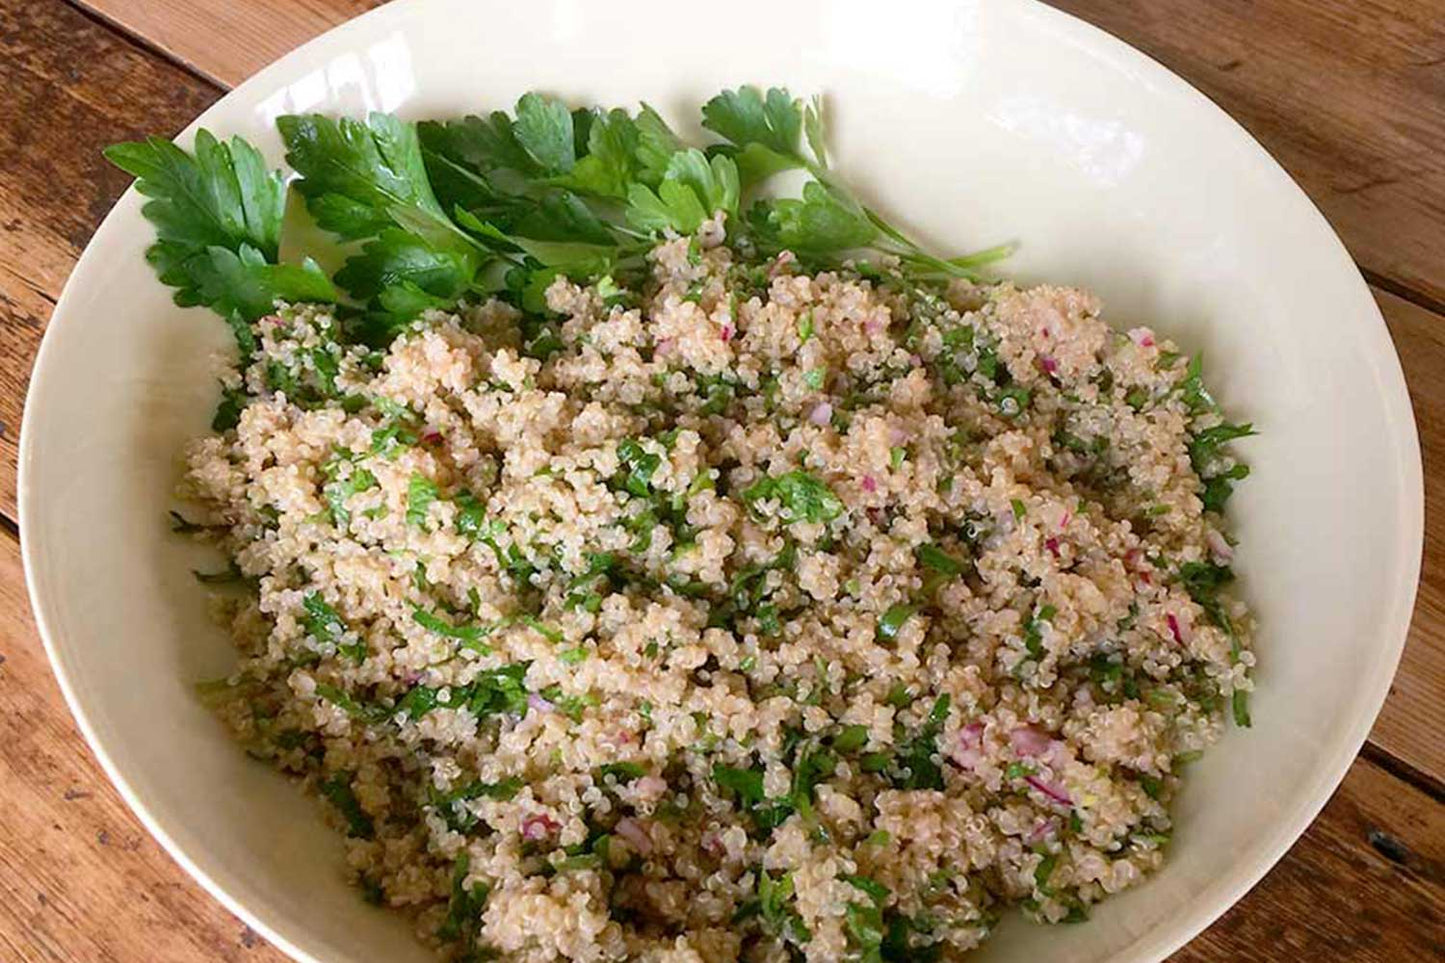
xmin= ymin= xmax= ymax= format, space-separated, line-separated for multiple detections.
xmin=108 ymin=86 xmax=1256 ymax=962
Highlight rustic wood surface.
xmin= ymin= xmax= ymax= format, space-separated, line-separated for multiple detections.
xmin=0 ymin=0 xmax=1439 ymax=959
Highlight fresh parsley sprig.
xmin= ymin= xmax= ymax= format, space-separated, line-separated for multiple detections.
xmin=104 ymin=131 xmax=337 ymax=357
xmin=108 ymin=86 xmax=1011 ymax=356
xmin=701 ymin=85 xmax=1011 ymax=277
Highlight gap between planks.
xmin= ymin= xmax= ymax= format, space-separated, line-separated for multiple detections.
xmin=0 ymin=507 xmax=1439 ymax=960
xmin=0 ymin=0 xmax=1435 ymax=794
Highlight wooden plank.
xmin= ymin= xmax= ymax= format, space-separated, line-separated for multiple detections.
xmin=1045 ymin=0 xmax=1445 ymax=308
xmin=0 ymin=0 xmax=220 ymax=520
xmin=1168 ymin=752 xmax=1445 ymax=962
xmin=0 ymin=518 xmax=1436 ymax=960
xmin=0 ymin=3 xmax=1434 ymax=960
xmin=73 ymin=0 xmax=378 ymax=89
xmin=1372 ymin=290 xmax=1445 ymax=783
xmin=0 ymin=0 xmax=1434 ymax=779
xmin=71 ymin=0 xmax=1445 ymax=306
xmin=0 ymin=532 xmax=286 ymax=963
xmin=0 ymin=268 xmax=50 ymax=514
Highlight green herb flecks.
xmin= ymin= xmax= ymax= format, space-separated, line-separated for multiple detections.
xmin=406 ymin=473 xmax=439 ymax=528
xmin=1176 ymin=561 xmax=1251 ymax=726
xmin=318 ymin=772 xmax=374 ymax=839
xmin=742 ymin=470 xmax=844 ymax=524
xmin=437 ymin=854 xmax=489 ymax=952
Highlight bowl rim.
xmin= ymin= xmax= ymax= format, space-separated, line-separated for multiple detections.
xmin=18 ymin=1 xmax=1424 ymax=961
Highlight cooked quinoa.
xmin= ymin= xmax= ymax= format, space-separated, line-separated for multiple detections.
xmin=185 ymin=218 xmax=1254 ymax=962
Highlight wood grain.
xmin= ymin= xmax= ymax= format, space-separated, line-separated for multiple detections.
xmin=1373 ymin=290 xmax=1445 ymax=783
xmin=0 ymin=0 xmax=1431 ymax=778
xmin=71 ymin=0 xmax=1445 ymax=307
xmin=74 ymin=0 xmax=378 ymax=88
xmin=0 ymin=531 xmax=287 ymax=963
xmin=0 ymin=2 xmax=1440 ymax=959
xmin=1170 ymin=753 xmax=1445 ymax=961
xmin=0 ymin=514 xmax=1438 ymax=958
xmin=0 ymin=0 xmax=221 ymax=519
xmin=1046 ymin=0 xmax=1445 ymax=309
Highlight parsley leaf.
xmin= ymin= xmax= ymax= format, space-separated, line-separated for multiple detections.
xmin=1189 ymin=421 xmax=1256 ymax=513
xmin=322 ymin=463 xmax=377 ymax=528
xmin=626 ymin=149 xmax=740 ymax=235
xmin=513 ymin=92 xmax=576 ymax=174
xmin=1176 ymin=560 xmax=1251 ymax=727
xmin=181 ymin=244 xmax=336 ymax=326
xmin=406 ymin=474 xmax=439 ymax=528
xmin=876 ymin=603 xmax=917 ymax=643
xmin=333 ymin=227 xmax=479 ymax=304
xmin=767 ymin=180 xmax=877 ymax=254
xmin=412 ymin=607 xmax=497 ymax=649
xmin=104 ymin=130 xmax=284 ymax=263
xmin=634 ymin=104 xmax=684 ymax=186
xmin=419 ymin=112 xmax=540 ymax=177
xmin=701 ymin=86 xmax=808 ymax=188
xmin=104 ymin=131 xmax=336 ymax=345
xmin=916 ymin=544 xmax=966 ymax=576
xmin=702 ymin=86 xmax=803 ymax=159
xmin=742 ymin=470 xmax=844 ymax=523
xmin=437 ymin=854 xmax=488 ymax=947
xmin=615 ymin=438 xmax=663 ymax=497
xmin=301 ymin=593 xmax=345 ymax=645
xmin=277 ymin=112 xmax=449 ymax=239
xmin=561 ymin=108 xmax=641 ymax=198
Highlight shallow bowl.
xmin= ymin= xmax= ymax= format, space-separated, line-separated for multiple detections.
xmin=20 ymin=1 xmax=1422 ymax=960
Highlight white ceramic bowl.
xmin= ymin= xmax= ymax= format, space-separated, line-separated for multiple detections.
xmin=21 ymin=1 xmax=1422 ymax=960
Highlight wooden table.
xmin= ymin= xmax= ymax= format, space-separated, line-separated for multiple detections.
xmin=0 ymin=1 xmax=1441 ymax=959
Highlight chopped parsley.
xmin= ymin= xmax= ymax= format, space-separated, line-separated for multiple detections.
xmin=742 ymin=470 xmax=844 ymax=523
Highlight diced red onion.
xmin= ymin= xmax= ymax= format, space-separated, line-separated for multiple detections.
xmin=720 ymin=324 xmax=734 ymax=343
xmin=262 ymin=314 xmax=284 ymax=327
xmin=528 ymin=693 xmax=555 ymax=714
xmin=654 ymin=337 xmax=674 ymax=356
xmin=1037 ymin=355 xmax=1059 ymax=376
xmin=951 ymin=723 xmax=986 ymax=769
xmin=421 ymin=430 xmax=443 ymax=446
xmin=615 ymin=817 xmax=653 ymax=855
xmin=1129 ymin=327 xmax=1156 ymax=348
xmin=1206 ymin=529 xmax=1234 ymax=562
xmin=809 ymin=402 xmax=833 ymax=426
xmin=910 ymin=354 xmax=923 ymax=367
xmin=1045 ymin=537 xmax=1061 ymax=557
xmin=1166 ymin=613 xmax=1187 ymax=645
xmin=521 ymin=814 xmax=559 ymax=840
xmin=1025 ymin=775 xmax=1073 ymax=806
xmin=889 ymin=425 xmax=908 ymax=445
xmin=862 ymin=475 xmax=877 ymax=493
xmin=1010 ymin=726 xmax=1052 ymax=757
xmin=863 ymin=318 xmax=884 ymax=335
xmin=1026 ymin=818 xmax=1058 ymax=844
xmin=634 ymin=775 xmax=667 ymax=798
xmin=1060 ymin=510 xmax=1072 ymax=530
